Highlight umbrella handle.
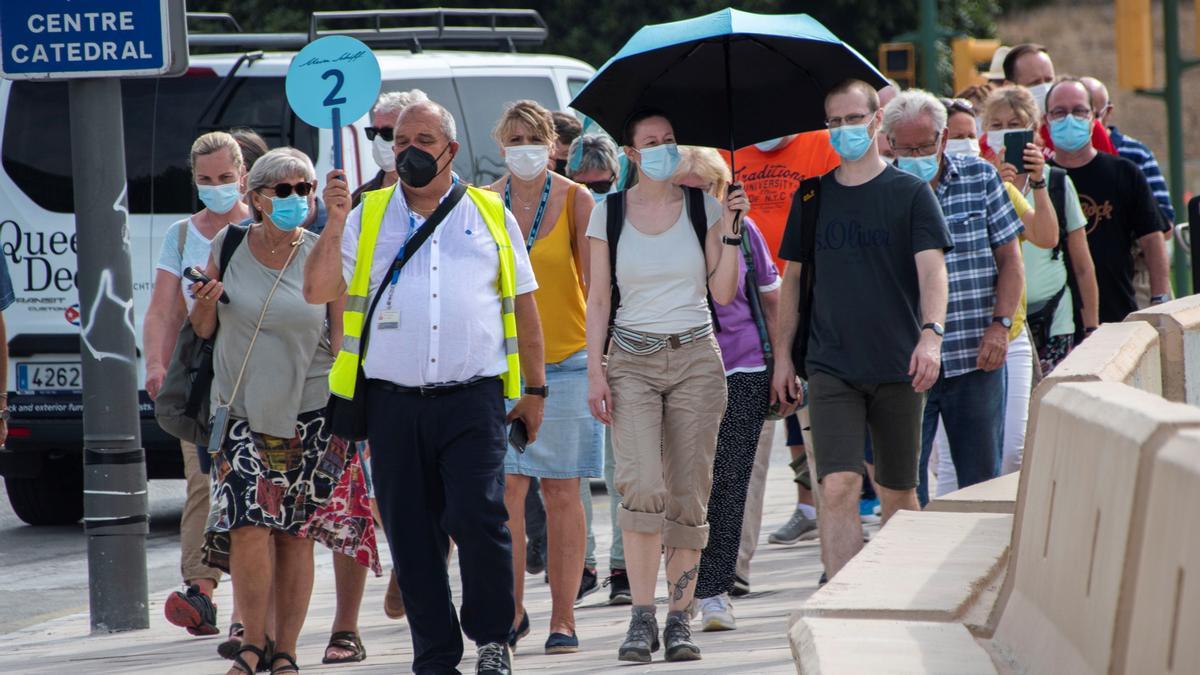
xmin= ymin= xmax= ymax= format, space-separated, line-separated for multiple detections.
xmin=732 ymin=210 xmax=743 ymax=235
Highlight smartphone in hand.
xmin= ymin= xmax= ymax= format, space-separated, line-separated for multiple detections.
xmin=1004 ymin=130 xmax=1035 ymax=173
xmin=509 ymin=419 xmax=529 ymax=453
xmin=184 ymin=266 xmax=230 ymax=304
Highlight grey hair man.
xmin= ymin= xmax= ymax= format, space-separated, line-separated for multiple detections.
xmin=354 ymin=89 xmax=430 ymax=206
xmin=773 ymin=79 xmax=951 ymax=580
xmin=884 ymin=88 xmax=1024 ymax=508
xmin=567 ymin=134 xmax=621 ymax=200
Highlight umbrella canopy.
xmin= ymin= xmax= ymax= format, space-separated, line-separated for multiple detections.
xmin=570 ymin=8 xmax=888 ymax=150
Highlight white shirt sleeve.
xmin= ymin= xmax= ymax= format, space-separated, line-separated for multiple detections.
xmin=341 ymin=205 xmax=363 ymax=287
xmin=505 ymin=208 xmax=539 ymax=295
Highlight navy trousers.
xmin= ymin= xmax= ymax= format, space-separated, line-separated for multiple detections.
xmin=368 ymin=378 xmax=515 ymax=674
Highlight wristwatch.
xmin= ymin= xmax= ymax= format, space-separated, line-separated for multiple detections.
xmin=524 ymin=385 xmax=550 ymax=398
xmin=993 ymin=316 xmax=1013 ymax=329
xmin=0 ymin=409 xmax=10 ymax=422
xmin=1150 ymin=294 xmax=1171 ymax=306
xmin=921 ymin=322 xmax=945 ymax=337
xmin=1029 ymin=178 xmax=1047 ymax=190
xmin=721 ymin=235 xmax=743 ymax=246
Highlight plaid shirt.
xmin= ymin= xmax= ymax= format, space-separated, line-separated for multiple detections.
xmin=1109 ymin=126 xmax=1175 ymax=224
xmin=933 ymin=154 xmax=1023 ymax=378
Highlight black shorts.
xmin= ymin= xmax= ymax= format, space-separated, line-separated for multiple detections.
xmin=807 ymin=371 xmax=925 ymax=490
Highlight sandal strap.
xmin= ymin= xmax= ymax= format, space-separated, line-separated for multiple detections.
xmin=270 ymin=651 xmax=299 ymax=674
xmin=232 ymin=643 xmax=265 ymax=674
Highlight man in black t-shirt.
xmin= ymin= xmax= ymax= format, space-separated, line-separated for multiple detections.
xmin=774 ymin=79 xmax=952 ymax=580
xmin=1046 ymin=78 xmax=1171 ymax=323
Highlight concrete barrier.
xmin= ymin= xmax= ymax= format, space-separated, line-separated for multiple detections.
xmin=789 ymin=617 xmax=996 ymax=674
xmin=1112 ymin=428 xmax=1200 ymax=674
xmin=990 ymin=382 xmax=1200 ymax=674
xmin=926 ymin=472 xmax=1019 ymax=514
xmin=1129 ymin=294 xmax=1200 ymax=404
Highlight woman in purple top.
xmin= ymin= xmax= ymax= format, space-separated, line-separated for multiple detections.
xmin=673 ymin=147 xmax=781 ymax=631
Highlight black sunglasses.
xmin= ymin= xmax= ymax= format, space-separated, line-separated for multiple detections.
xmin=365 ymin=126 xmax=394 ymax=142
xmin=262 ymin=182 xmax=314 ymax=198
xmin=941 ymin=97 xmax=975 ymax=116
xmin=585 ymin=178 xmax=615 ymax=194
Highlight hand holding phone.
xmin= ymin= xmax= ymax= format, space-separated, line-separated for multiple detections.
xmin=509 ymin=419 xmax=529 ymax=453
xmin=184 ymin=266 xmax=230 ymax=304
xmin=1003 ymin=130 xmax=1035 ymax=174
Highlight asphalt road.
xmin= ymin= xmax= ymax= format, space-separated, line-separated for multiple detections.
xmin=0 ymin=479 xmax=190 ymax=634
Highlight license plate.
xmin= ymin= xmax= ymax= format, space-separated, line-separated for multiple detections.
xmin=17 ymin=362 xmax=83 ymax=393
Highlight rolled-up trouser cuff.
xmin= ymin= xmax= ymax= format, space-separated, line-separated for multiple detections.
xmin=618 ymin=505 xmax=664 ymax=534
xmin=663 ymin=519 xmax=709 ymax=550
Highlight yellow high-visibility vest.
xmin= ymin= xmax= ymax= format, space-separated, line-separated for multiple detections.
xmin=329 ymin=183 xmax=521 ymax=400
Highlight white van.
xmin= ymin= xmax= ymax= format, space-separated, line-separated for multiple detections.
xmin=0 ymin=9 xmax=594 ymax=524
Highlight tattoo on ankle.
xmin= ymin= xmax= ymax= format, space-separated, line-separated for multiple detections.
xmin=670 ymin=564 xmax=699 ymax=602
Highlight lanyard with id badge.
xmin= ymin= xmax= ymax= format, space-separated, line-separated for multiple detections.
xmin=376 ymin=211 xmax=421 ymax=332
xmin=504 ymin=174 xmax=552 ymax=252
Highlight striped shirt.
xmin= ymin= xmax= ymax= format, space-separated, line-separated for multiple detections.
xmin=933 ymin=154 xmax=1024 ymax=378
xmin=1109 ymin=126 xmax=1175 ymax=224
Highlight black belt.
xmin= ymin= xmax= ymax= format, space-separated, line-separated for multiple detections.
xmin=367 ymin=376 xmax=496 ymax=398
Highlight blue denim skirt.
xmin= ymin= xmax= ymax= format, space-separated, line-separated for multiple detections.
xmin=504 ymin=348 xmax=604 ymax=479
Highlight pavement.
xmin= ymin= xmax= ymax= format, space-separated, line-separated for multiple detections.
xmin=0 ymin=429 xmax=836 ymax=674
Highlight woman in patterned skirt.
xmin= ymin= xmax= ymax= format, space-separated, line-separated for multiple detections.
xmin=189 ymin=147 xmax=347 ymax=675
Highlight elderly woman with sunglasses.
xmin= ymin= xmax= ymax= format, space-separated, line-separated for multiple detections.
xmin=189 ymin=147 xmax=346 ymax=675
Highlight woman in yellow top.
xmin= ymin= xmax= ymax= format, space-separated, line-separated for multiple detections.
xmin=486 ymin=100 xmax=598 ymax=656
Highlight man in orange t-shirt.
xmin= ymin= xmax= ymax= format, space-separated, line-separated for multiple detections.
xmin=722 ymin=131 xmax=841 ymax=271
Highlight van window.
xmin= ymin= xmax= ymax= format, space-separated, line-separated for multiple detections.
xmin=2 ymin=75 xmax=317 ymax=215
xmin=452 ymin=76 xmax=559 ymax=185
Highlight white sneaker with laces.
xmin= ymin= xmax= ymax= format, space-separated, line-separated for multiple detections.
xmin=698 ymin=594 xmax=736 ymax=632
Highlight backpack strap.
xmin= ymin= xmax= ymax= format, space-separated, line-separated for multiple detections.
xmin=682 ymin=186 xmax=721 ymax=332
xmin=218 ymin=224 xmax=249 ymax=281
xmin=605 ymin=191 xmax=625 ymax=337
xmin=796 ymin=177 xmax=822 ymax=264
xmin=1047 ymin=167 xmax=1068 ymax=261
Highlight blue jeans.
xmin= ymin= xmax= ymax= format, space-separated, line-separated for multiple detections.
xmin=917 ymin=366 xmax=1006 ymax=506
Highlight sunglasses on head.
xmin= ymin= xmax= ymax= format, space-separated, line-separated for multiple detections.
xmin=585 ymin=178 xmax=615 ymax=194
xmin=263 ymin=182 xmax=314 ymax=198
xmin=941 ymin=98 xmax=975 ymax=116
xmin=365 ymin=126 xmax=394 ymax=142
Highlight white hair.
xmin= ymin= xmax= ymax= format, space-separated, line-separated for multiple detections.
xmin=882 ymin=89 xmax=948 ymax=138
xmin=373 ymin=89 xmax=429 ymax=120
xmin=247 ymin=147 xmax=315 ymax=192
xmin=397 ymin=100 xmax=458 ymax=142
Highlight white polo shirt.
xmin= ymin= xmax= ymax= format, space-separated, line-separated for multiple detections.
xmin=341 ymin=184 xmax=537 ymax=387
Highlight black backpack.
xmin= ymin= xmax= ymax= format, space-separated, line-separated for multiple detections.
xmin=786 ymin=176 xmax=822 ymax=380
xmin=605 ymin=186 xmax=721 ymax=337
xmin=1045 ymin=167 xmax=1086 ymax=345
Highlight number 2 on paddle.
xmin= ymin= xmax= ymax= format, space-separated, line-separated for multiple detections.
xmin=322 ymin=69 xmax=347 ymax=107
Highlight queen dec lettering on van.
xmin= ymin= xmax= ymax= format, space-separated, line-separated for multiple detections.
xmin=0 ymin=0 xmax=177 ymax=79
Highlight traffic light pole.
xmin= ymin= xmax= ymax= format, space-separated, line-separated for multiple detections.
xmin=1139 ymin=0 xmax=1199 ymax=296
xmin=69 ymin=77 xmax=151 ymax=633
xmin=918 ymin=0 xmax=940 ymax=92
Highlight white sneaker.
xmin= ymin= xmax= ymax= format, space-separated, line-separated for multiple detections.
xmin=698 ymin=594 xmax=736 ymax=632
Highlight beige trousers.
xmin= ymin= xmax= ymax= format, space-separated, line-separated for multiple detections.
xmin=181 ymin=440 xmax=221 ymax=584
xmin=608 ymin=335 xmax=727 ymax=550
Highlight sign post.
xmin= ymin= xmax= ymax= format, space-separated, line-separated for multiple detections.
xmin=286 ymin=35 xmax=382 ymax=171
xmin=0 ymin=0 xmax=188 ymax=633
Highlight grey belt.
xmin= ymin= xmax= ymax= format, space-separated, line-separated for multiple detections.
xmin=611 ymin=324 xmax=713 ymax=356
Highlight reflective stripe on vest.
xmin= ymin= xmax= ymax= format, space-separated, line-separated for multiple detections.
xmin=328 ymin=184 xmax=522 ymax=401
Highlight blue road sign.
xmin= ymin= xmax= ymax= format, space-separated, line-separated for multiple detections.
xmin=0 ymin=0 xmax=179 ymax=79
xmin=286 ymin=35 xmax=381 ymax=171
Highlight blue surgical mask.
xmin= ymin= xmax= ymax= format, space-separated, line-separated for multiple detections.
xmin=1049 ymin=115 xmax=1092 ymax=152
xmin=268 ymin=195 xmax=309 ymax=231
xmin=590 ymin=189 xmax=612 ymax=203
xmin=897 ymin=153 xmax=942 ymax=183
xmin=197 ymin=182 xmax=241 ymax=214
xmin=829 ymin=122 xmax=875 ymax=162
xmin=637 ymin=143 xmax=681 ymax=182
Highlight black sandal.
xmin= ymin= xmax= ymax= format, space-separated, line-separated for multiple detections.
xmin=218 ymin=622 xmax=245 ymax=660
xmin=270 ymin=652 xmax=300 ymax=674
xmin=230 ymin=643 xmax=265 ymax=675
xmin=322 ymin=630 xmax=367 ymax=664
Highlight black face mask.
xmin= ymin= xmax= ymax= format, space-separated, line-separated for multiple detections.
xmin=396 ymin=143 xmax=451 ymax=188
xmin=553 ymin=158 xmax=568 ymax=175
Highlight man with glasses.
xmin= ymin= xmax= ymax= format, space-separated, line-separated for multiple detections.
xmin=1046 ymin=78 xmax=1171 ymax=322
xmin=1002 ymin=44 xmax=1117 ymax=155
xmin=353 ymin=89 xmax=430 ymax=207
xmin=883 ymin=89 xmax=1024 ymax=507
xmin=774 ymin=80 xmax=951 ymax=580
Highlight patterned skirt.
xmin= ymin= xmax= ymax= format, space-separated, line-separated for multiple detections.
xmin=203 ymin=410 xmax=377 ymax=573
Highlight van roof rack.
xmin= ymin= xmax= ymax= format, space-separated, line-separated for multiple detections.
xmin=186 ymin=8 xmax=548 ymax=54
xmin=187 ymin=12 xmax=243 ymax=34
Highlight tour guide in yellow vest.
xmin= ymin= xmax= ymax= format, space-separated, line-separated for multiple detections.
xmin=303 ymin=99 xmax=545 ymax=675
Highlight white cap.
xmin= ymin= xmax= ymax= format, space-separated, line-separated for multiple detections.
xmin=985 ymin=46 xmax=1011 ymax=81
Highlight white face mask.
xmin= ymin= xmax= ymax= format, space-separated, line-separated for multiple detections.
xmin=1027 ymin=82 xmax=1053 ymax=114
xmin=371 ymin=134 xmax=396 ymax=173
xmin=987 ymin=128 xmax=1031 ymax=156
xmin=945 ymin=138 xmax=980 ymax=157
xmin=504 ymin=145 xmax=550 ymax=181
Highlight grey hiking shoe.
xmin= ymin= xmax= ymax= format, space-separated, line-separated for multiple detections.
xmin=768 ymin=505 xmax=818 ymax=545
xmin=618 ymin=609 xmax=660 ymax=663
xmin=664 ymin=612 xmax=701 ymax=661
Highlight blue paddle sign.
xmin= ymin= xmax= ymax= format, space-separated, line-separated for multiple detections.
xmin=286 ymin=35 xmax=381 ymax=171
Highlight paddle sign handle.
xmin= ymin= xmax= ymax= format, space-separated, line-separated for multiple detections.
xmin=322 ymin=68 xmax=348 ymax=171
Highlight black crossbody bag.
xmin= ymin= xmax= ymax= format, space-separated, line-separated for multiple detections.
xmin=326 ymin=183 xmax=467 ymax=440
xmin=789 ymin=177 xmax=822 ymax=381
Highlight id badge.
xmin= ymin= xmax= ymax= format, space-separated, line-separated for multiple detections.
xmin=377 ymin=310 xmax=400 ymax=330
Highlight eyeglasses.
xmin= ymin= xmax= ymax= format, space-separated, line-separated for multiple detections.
xmin=825 ymin=112 xmax=871 ymax=129
xmin=890 ymin=139 xmax=941 ymax=158
xmin=263 ymin=181 xmax=314 ymax=198
xmin=1047 ymin=106 xmax=1092 ymax=122
xmin=365 ymin=126 xmax=394 ymax=142
xmin=941 ymin=98 xmax=975 ymax=116
xmin=585 ymin=178 xmax=615 ymax=194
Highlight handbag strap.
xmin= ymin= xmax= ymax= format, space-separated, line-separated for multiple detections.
xmin=220 ymin=230 xmax=303 ymax=406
